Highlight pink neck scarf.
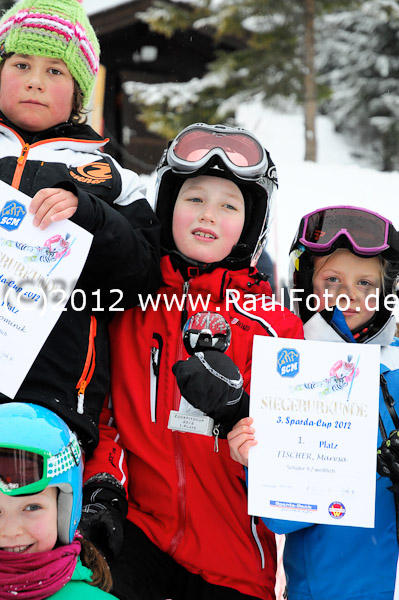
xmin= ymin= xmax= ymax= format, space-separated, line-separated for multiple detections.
xmin=0 ymin=539 xmax=81 ymax=599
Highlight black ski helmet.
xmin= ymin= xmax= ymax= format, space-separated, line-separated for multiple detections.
xmin=154 ymin=123 xmax=278 ymax=270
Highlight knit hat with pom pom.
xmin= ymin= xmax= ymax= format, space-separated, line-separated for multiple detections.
xmin=0 ymin=0 xmax=100 ymax=106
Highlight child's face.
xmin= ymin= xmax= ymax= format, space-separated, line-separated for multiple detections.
xmin=0 ymin=54 xmax=74 ymax=132
xmin=312 ymin=248 xmax=382 ymax=331
xmin=172 ymin=175 xmax=245 ymax=264
xmin=0 ymin=487 xmax=58 ymax=554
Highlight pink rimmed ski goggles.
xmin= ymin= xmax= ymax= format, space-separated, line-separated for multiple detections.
xmin=165 ymin=123 xmax=269 ymax=181
xmin=293 ymin=206 xmax=399 ymax=257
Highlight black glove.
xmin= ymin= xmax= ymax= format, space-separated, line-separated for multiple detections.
xmin=172 ymin=350 xmax=249 ymax=436
xmin=79 ymin=473 xmax=128 ymax=562
xmin=377 ymin=430 xmax=399 ymax=489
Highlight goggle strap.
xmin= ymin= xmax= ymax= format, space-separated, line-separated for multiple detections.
xmin=46 ymin=437 xmax=81 ymax=478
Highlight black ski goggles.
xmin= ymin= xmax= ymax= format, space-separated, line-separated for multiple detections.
xmin=292 ymin=206 xmax=399 ymax=257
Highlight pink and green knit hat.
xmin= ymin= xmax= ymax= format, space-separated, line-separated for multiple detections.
xmin=0 ymin=0 xmax=100 ymax=106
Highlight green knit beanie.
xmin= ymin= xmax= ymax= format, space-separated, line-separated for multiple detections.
xmin=0 ymin=0 xmax=100 ymax=107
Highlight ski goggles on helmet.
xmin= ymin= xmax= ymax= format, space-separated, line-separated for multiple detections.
xmin=0 ymin=438 xmax=81 ymax=496
xmin=293 ymin=205 xmax=399 ymax=256
xmin=164 ymin=123 xmax=270 ymax=181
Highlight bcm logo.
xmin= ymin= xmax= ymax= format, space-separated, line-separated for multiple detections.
xmin=277 ymin=348 xmax=299 ymax=378
xmin=0 ymin=200 xmax=26 ymax=231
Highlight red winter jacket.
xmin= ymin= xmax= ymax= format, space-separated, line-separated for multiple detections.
xmin=85 ymin=256 xmax=303 ymax=599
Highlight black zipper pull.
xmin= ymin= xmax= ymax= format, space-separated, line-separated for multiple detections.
xmin=181 ymin=280 xmax=189 ymax=330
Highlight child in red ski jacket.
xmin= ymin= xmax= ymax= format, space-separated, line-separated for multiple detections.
xmin=83 ymin=123 xmax=303 ymax=600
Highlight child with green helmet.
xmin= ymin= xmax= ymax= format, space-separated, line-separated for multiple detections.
xmin=0 ymin=402 xmax=118 ymax=598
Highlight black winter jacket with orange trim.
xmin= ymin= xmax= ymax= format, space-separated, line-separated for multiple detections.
xmin=0 ymin=115 xmax=161 ymax=455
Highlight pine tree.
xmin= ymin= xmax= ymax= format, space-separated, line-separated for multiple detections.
xmin=318 ymin=0 xmax=399 ymax=171
xmin=129 ymin=0 xmax=358 ymax=160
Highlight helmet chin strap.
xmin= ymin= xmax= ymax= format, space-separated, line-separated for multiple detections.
xmin=350 ymin=314 xmax=378 ymax=342
xmin=169 ymin=250 xmax=210 ymax=273
xmin=351 ymin=299 xmax=392 ymax=343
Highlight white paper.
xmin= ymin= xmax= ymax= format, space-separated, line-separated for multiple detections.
xmin=0 ymin=180 xmax=93 ymax=397
xmin=248 ymin=336 xmax=380 ymax=528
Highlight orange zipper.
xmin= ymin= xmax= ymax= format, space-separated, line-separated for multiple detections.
xmin=76 ymin=316 xmax=97 ymax=414
xmin=12 ymin=143 xmax=30 ymax=189
xmin=7 ymin=132 xmax=110 ymax=190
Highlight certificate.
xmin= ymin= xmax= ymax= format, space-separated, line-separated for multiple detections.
xmin=248 ymin=336 xmax=380 ymax=528
xmin=0 ymin=180 xmax=93 ymax=398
